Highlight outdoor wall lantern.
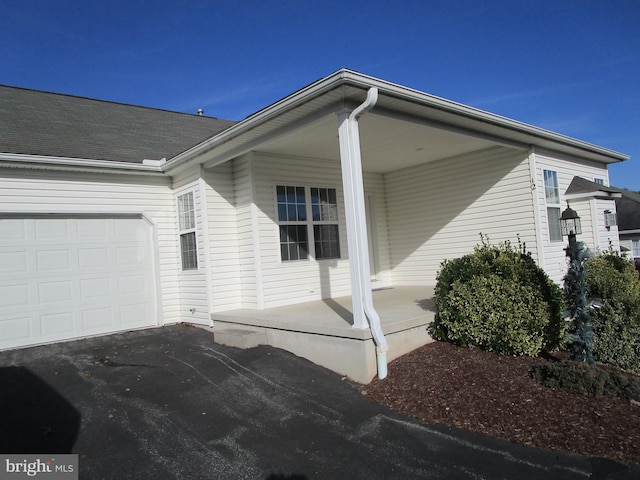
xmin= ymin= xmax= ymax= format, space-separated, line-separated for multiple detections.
xmin=603 ymin=209 xmax=617 ymax=231
xmin=560 ymin=206 xmax=582 ymax=247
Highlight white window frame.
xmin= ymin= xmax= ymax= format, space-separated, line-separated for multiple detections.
xmin=633 ymin=240 xmax=640 ymax=259
xmin=543 ymin=169 xmax=562 ymax=242
xmin=594 ymin=177 xmax=605 ymax=186
xmin=276 ymin=185 xmax=341 ymax=262
xmin=177 ymin=191 xmax=198 ymax=271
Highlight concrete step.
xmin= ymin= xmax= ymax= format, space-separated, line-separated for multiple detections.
xmin=214 ymin=327 xmax=267 ymax=349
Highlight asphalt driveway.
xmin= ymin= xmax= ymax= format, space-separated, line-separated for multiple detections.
xmin=1 ymin=325 xmax=638 ymax=479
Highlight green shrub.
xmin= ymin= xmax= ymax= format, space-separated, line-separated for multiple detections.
xmin=585 ymin=251 xmax=640 ymax=373
xmin=531 ymin=361 xmax=640 ymax=401
xmin=591 ymin=303 xmax=640 ymax=372
xmin=585 ymin=252 xmax=640 ymax=306
xmin=429 ymin=236 xmax=565 ymax=356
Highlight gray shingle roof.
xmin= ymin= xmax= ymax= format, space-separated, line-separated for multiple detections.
xmin=565 ymin=176 xmax=623 ymax=196
xmin=0 ymin=85 xmax=236 ymax=163
xmin=616 ymin=189 xmax=640 ymax=231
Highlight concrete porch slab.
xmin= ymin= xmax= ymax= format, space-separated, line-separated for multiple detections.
xmin=211 ymin=286 xmax=436 ymax=383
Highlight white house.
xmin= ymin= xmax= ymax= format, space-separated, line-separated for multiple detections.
xmin=0 ymin=69 xmax=628 ymax=382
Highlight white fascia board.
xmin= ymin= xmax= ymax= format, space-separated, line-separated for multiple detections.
xmin=164 ymin=68 xmax=629 ymax=173
xmin=0 ymin=153 xmax=164 ymax=175
xmin=620 ymin=229 xmax=640 ymax=235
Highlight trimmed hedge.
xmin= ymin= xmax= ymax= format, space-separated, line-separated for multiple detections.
xmin=585 ymin=252 xmax=640 ymax=373
xmin=531 ymin=361 xmax=640 ymax=401
xmin=429 ymin=237 xmax=565 ymax=356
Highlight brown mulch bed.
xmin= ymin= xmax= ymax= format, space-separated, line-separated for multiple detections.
xmin=362 ymin=341 xmax=640 ymax=465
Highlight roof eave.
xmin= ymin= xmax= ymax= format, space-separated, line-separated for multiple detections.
xmin=0 ymin=153 xmax=165 ymax=175
xmin=164 ymin=68 xmax=629 ymax=172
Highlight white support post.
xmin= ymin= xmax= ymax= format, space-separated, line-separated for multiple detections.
xmin=337 ymin=87 xmax=389 ymax=379
xmin=337 ymin=108 xmax=368 ymax=329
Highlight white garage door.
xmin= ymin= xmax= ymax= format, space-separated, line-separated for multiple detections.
xmin=0 ymin=215 xmax=158 ymax=350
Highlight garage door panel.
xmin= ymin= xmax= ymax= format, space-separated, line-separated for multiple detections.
xmin=79 ymin=277 xmax=112 ymax=299
xmin=114 ymin=218 xmax=147 ymax=238
xmin=117 ymin=274 xmax=151 ymax=296
xmin=77 ymin=218 xmax=108 ymax=238
xmin=35 ymin=218 xmax=71 ymax=240
xmin=82 ymin=307 xmax=113 ymax=332
xmin=0 ymin=251 xmax=27 ymax=273
xmin=120 ymin=303 xmax=152 ymax=328
xmin=36 ymin=249 xmax=72 ymax=272
xmin=0 ymin=316 xmax=31 ymax=343
xmin=0 ymin=216 xmax=157 ymax=350
xmin=0 ymin=284 xmax=29 ymax=307
xmin=40 ymin=311 xmax=74 ymax=336
xmin=0 ymin=219 xmax=25 ymax=240
xmin=79 ymin=248 xmax=109 ymax=268
xmin=38 ymin=280 xmax=73 ymax=304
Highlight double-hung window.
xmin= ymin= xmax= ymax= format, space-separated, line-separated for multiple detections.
xmin=543 ymin=170 xmax=562 ymax=242
xmin=277 ymin=185 xmax=340 ymax=261
xmin=177 ymin=191 xmax=198 ymax=270
xmin=633 ymin=240 xmax=640 ymax=260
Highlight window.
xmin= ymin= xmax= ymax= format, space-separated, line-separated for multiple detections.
xmin=543 ymin=170 xmax=562 ymax=242
xmin=633 ymin=240 xmax=640 ymax=259
xmin=594 ymin=177 xmax=605 ymax=186
xmin=276 ymin=185 xmax=340 ymax=261
xmin=177 ymin=191 xmax=198 ymax=270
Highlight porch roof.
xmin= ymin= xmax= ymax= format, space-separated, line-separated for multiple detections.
xmin=167 ymin=69 xmax=628 ymax=176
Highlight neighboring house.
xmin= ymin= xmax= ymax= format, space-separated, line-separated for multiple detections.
xmin=564 ymin=176 xmax=623 ymax=254
xmin=0 ymin=69 xmax=629 ymax=382
xmin=616 ymin=189 xmax=640 ymax=271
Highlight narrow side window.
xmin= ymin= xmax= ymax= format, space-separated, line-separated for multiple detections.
xmin=177 ymin=191 xmax=198 ymax=270
xmin=543 ymin=170 xmax=562 ymax=242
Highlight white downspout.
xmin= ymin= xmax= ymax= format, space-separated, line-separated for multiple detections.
xmin=338 ymin=87 xmax=389 ymax=379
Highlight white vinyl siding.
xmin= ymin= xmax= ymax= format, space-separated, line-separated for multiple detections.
xmin=363 ymin=171 xmax=392 ymax=285
xmin=172 ymin=168 xmax=210 ymax=325
xmin=594 ymin=198 xmax=619 ymax=253
xmin=234 ymin=155 xmax=260 ymax=309
xmin=0 ymin=169 xmax=180 ymax=325
xmin=203 ymin=162 xmax=242 ymax=312
xmin=535 ymin=151 xmax=614 ymax=283
xmin=250 ymin=153 xmax=353 ymax=308
xmin=385 ymin=146 xmax=536 ymax=286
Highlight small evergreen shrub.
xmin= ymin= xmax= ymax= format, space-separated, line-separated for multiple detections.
xmin=563 ymin=240 xmax=595 ymax=364
xmin=585 ymin=251 xmax=640 ymax=373
xmin=531 ymin=361 xmax=640 ymax=401
xmin=429 ymin=236 xmax=565 ymax=356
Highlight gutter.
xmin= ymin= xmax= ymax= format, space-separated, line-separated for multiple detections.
xmin=0 ymin=153 xmax=165 ymax=175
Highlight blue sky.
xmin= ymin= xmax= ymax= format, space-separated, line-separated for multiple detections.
xmin=2 ymin=0 xmax=639 ymax=190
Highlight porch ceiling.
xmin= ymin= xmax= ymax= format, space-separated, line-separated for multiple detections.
xmin=256 ymin=110 xmax=501 ymax=174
